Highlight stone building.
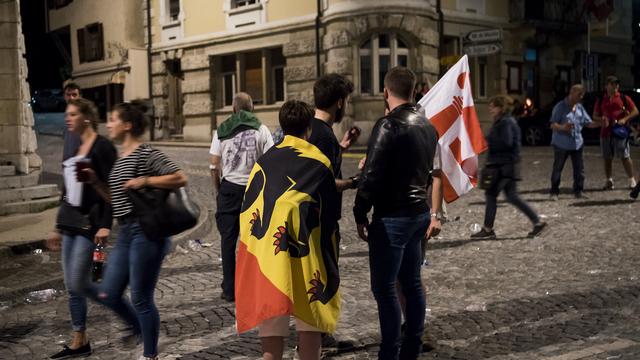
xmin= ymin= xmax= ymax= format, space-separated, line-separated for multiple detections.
xmin=148 ymin=0 xmax=443 ymax=142
xmin=1 ymin=0 xmax=58 ymax=216
xmin=47 ymin=0 xmax=149 ymax=119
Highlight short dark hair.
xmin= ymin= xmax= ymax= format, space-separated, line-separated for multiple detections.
xmin=313 ymin=73 xmax=354 ymax=110
xmin=112 ymin=100 xmax=149 ymax=138
xmin=384 ymin=67 xmax=416 ymax=101
xmin=606 ymin=75 xmax=619 ymax=85
xmin=279 ymin=100 xmax=313 ymax=137
xmin=63 ymin=82 xmax=81 ymax=94
xmin=67 ymin=98 xmax=98 ymax=130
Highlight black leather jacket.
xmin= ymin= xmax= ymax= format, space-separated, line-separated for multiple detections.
xmin=353 ymin=103 xmax=438 ymax=224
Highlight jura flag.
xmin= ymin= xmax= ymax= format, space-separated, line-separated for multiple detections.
xmin=418 ymin=55 xmax=487 ymax=203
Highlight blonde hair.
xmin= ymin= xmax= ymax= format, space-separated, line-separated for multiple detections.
xmin=489 ymin=95 xmax=515 ymax=115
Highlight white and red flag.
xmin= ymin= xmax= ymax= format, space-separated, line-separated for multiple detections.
xmin=418 ymin=55 xmax=487 ymax=203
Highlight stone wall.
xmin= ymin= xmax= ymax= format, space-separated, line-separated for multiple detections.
xmin=0 ymin=0 xmax=41 ymax=174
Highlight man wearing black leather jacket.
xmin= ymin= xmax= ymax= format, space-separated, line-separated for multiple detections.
xmin=353 ymin=67 xmax=442 ymax=360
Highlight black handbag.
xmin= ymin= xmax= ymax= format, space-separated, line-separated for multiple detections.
xmin=127 ymin=186 xmax=200 ymax=240
xmin=478 ymin=166 xmax=499 ymax=190
xmin=56 ymin=201 xmax=92 ymax=234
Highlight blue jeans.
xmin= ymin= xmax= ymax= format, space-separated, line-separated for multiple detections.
xmin=62 ymin=234 xmax=96 ymax=332
xmin=367 ymin=213 xmax=430 ymax=360
xmin=97 ymin=220 xmax=169 ymax=357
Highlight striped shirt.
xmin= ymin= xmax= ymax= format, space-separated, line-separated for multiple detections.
xmin=109 ymin=144 xmax=180 ymax=218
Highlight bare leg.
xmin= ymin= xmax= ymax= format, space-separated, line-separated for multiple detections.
xmin=70 ymin=330 xmax=87 ymax=349
xmin=605 ymin=158 xmax=613 ymax=179
xmin=298 ymin=331 xmax=321 ymax=360
xmin=261 ymin=336 xmax=284 ymax=360
xmin=622 ymin=157 xmax=635 ymax=179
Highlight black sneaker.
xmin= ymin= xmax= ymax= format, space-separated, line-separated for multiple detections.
xmin=631 ymin=185 xmax=640 ymax=199
xmin=470 ymin=228 xmax=496 ymax=240
xmin=50 ymin=342 xmax=91 ymax=359
xmin=574 ymin=192 xmax=588 ymax=199
xmin=527 ymin=222 xmax=547 ymax=238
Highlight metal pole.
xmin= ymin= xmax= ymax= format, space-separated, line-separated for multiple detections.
xmin=146 ymin=0 xmax=155 ymax=141
xmin=315 ymin=0 xmax=322 ymax=77
xmin=436 ymin=0 xmax=444 ymax=77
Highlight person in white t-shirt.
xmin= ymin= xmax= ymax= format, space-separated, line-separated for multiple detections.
xmin=209 ymin=92 xmax=274 ymax=302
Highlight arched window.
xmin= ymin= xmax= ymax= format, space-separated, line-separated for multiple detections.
xmin=359 ymin=33 xmax=410 ymax=95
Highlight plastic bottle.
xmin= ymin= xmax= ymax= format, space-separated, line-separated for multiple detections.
xmin=92 ymin=243 xmax=106 ymax=283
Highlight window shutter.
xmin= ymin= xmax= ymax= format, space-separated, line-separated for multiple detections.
xmin=96 ymin=23 xmax=104 ymax=60
xmin=77 ymin=28 xmax=86 ymax=63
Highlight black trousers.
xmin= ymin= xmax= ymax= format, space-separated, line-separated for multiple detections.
xmin=484 ymin=177 xmax=539 ymax=229
xmin=215 ymin=179 xmax=246 ymax=297
xmin=550 ymin=146 xmax=584 ymax=195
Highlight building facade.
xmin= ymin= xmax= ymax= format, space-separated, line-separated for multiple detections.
xmin=148 ymin=0 xmax=441 ymax=141
xmin=47 ymin=0 xmax=149 ymax=119
xmin=42 ymin=0 xmax=632 ymax=141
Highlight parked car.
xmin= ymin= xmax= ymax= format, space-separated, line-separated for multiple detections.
xmin=516 ymin=90 xmax=640 ymax=146
xmin=30 ymin=89 xmax=65 ymax=113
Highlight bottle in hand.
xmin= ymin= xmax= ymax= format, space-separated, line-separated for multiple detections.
xmin=92 ymin=243 xmax=106 ymax=283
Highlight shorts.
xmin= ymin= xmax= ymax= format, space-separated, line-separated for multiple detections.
xmin=257 ymin=315 xmax=323 ymax=337
xmin=601 ymin=136 xmax=630 ymax=159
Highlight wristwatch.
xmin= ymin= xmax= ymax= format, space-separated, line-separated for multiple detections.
xmin=349 ymin=175 xmax=360 ymax=189
xmin=430 ymin=212 xmax=440 ymax=220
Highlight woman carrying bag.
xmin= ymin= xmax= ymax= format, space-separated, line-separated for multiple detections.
xmin=471 ymin=95 xmax=547 ymax=240
xmin=88 ymin=100 xmax=187 ymax=360
xmin=49 ymin=98 xmax=117 ymax=359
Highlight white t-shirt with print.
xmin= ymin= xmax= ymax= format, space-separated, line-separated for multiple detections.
xmin=209 ymin=124 xmax=274 ymax=186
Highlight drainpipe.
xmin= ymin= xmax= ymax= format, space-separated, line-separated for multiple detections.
xmin=436 ymin=0 xmax=444 ymax=77
xmin=146 ymin=0 xmax=155 ymax=141
xmin=315 ymin=0 xmax=322 ymax=77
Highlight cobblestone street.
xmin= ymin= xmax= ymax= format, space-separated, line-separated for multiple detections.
xmin=2 ymin=142 xmax=640 ymax=359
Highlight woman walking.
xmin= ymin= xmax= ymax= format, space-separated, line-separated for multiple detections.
xmin=50 ymin=98 xmax=117 ymax=359
xmin=471 ymin=95 xmax=547 ymax=239
xmin=89 ymin=101 xmax=187 ymax=360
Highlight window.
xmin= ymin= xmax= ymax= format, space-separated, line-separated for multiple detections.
xmin=507 ymin=62 xmax=522 ymax=94
xmin=77 ymin=22 xmax=104 ymax=63
xmin=161 ymin=0 xmax=183 ymax=41
xmin=359 ymin=33 xmax=410 ymax=95
xmin=222 ymin=55 xmax=237 ymax=107
xmin=216 ymin=48 xmax=285 ymax=108
xmin=169 ymin=0 xmax=180 ymax=22
xmin=225 ymin=0 xmax=265 ymax=29
xmin=232 ymin=0 xmax=257 ymax=8
xmin=477 ymin=57 xmax=487 ymax=98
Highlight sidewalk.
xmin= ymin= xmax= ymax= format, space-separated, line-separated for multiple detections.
xmin=0 ymin=207 xmax=56 ymax=256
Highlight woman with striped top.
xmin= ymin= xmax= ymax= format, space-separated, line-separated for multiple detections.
xmin=90 ymin=100 xmax=187 ymax=360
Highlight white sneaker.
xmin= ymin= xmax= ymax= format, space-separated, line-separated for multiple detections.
xmin=630 ymin=178 xmax=637 ymax=189
xmin=603 ymin=178 xmax=615 ymax=190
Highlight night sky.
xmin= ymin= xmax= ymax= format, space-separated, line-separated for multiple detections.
xmin=21 ymin=0 xmax=67 ymax=93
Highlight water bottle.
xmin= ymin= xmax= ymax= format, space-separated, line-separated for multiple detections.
xmin=92 ymin=243 xmax=106 ymax=283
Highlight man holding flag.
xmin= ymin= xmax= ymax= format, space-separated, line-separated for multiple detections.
xmin=354 ymin=66 xmax=442 ymax=360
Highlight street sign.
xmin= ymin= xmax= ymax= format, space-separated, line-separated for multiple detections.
xmin=466 ymin=28 xmax=502 ymax=43
xmin=463 ymin=43 xmax=502 ymax=56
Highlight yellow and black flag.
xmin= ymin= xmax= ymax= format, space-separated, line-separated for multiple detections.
xmin=235 ymin=135 xmax=340 ymax=334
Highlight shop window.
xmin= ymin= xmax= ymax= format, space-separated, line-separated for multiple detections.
xmin=359 ymin=33 xmax=411 ymax=95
